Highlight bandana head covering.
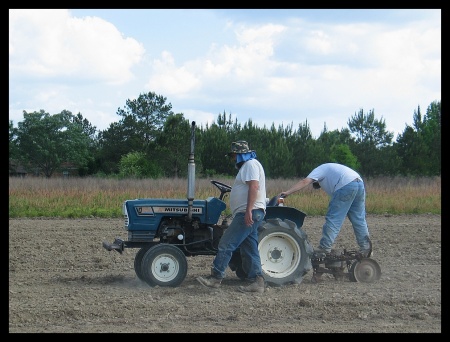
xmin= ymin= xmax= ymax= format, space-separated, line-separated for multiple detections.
xmin=236 ymin=151 xmax=257 ymax=164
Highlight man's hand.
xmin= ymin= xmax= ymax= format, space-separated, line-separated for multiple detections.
xmin=244 ymin=210 xmax=253 ymax=226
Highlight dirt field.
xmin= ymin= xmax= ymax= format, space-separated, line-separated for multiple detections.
xmin=9 ymin=214 xmax=441 ymax=333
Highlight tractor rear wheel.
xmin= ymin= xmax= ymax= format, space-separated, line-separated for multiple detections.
xmin=258 ymin=218 xmax=313 ymax=286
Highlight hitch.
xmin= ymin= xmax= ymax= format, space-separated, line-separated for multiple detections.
xmin=311 ymin=248 xmax=381 ymax=283
xmin=102 ymin=238 xmax=125 ymax=254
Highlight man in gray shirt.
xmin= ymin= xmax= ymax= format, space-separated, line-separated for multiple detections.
xmin=280 ymin=163 xmax=371 ymax=256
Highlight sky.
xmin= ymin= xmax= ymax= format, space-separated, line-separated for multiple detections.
xmin=9 ymin=9 xmax=441 ymax=139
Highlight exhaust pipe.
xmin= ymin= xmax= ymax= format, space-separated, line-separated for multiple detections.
xmin=187 ymin=121 xmax=196 ymax=220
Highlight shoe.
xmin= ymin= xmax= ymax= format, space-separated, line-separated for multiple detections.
xmin=238 ymin=276 xmax=265 ymax=294
xmin=313 ymin=246 xmax=331 ymax=256
xmin=311 ymin=273 xmax=324 ymax=283
xmin=359 ymin=249 xmax=371 ymax=258
xmin=196 ymin=275 xmax=222 ymax=288
xmin=360 ymin=237 xmax=373 ymax=257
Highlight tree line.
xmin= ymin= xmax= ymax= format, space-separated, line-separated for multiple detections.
xmin=9 ymin=91 xmax=441 ymax=179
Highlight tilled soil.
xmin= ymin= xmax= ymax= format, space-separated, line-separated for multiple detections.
xmin=9 ymin=214 xmax=441 ymax=333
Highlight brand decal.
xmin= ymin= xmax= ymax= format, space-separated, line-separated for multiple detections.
xmin=153 ymin=207 xmax=202 ymax=214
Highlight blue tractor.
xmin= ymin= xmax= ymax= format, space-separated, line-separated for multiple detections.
xmin=103 ymin=122 xmax=381 ymax=287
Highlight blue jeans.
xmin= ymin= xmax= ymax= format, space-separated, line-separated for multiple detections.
xmin=212 ymin=209 xmax=265 ymax=280
xmin=319 ymin=180 xmax=371 ymax=251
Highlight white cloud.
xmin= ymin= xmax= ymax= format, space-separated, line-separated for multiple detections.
xmin=9 ymin=9 xmax=440 ymax=139
xmin=9 ymin=9 xmax=145 ymax=84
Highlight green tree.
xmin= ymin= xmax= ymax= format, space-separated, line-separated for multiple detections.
xmin=154 ymin=114 xmax=192 ymax=178
xmin=347 ymin=109 xmax=393 ymax=147
xmin=197 ymin=122 xmax=231 ymax=176
xmin=216 ymin=111 xmax=237 ymax=133
xmin=71 ymin=112 xmax=98 ymax=176
xmin=9 ymin=120 xmax=20 ymax=173
xmin=329 ymin=144 xmax=360 ymax=170
xmin=119 ymin=151 xmax=163 ymax=179
xmin=422 ymin=101 xmax=441 ymax=175
xmin=347 ymin=109 xmax=394 ymax=177
xmin=394 ymin=101 xmax=441 ymax=176
xmin=309 ymin=128 xmax=361 ymax=171
xmin=96 ymin=117 xmax=142 ymax=174
xmin=116 ymin=91 xmax=173 ymax=152
xmin=72 ymin=112 xmax=97 ymax=138
xmin=15 ymin=110 xmax=92 ymax=177
xmin=290 ymin=121 xmax=325 ymax=177
xmin=257 ymin=123 xmax=295 ymax=178
xmin=97 ymin=91 xmax=174 ymax=174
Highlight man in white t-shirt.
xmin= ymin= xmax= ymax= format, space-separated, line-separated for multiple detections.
xmin=281 ymin=163 xmax=371 ymax=256
xmin=197 ymin=140 xmax=267 ymax=293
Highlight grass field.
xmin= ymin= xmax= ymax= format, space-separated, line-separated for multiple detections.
xmin=9 ymin=176 xmax=441 ymax=218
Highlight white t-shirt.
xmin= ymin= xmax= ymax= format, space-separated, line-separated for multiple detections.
xmin=229 ymin=159 xmax=266 ymax=216
xmin=307 ymin=163 xmax=362 ymax=196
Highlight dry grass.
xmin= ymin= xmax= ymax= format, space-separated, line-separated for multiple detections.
xmin=9 ymin=176 xmax=441 ymax=218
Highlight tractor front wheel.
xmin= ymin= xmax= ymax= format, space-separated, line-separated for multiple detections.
xmin=140 ymin=244 xmax=188 ymax=287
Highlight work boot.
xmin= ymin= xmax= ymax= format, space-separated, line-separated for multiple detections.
xmin=238 ymin=276 xmax=265 ymax=294
xmin=359 ymin=249 xmax=371 ymax=258
xmin=359 ymin=237 xmax=373 ymax=257
xmin=196 ymin=275 xmax=222 ymax=289
xmin=313 ymin=246 xmax=331 ymax=257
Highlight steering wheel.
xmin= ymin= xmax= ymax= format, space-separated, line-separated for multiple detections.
xmin=210 ymin=180 xmax=232 ymax=194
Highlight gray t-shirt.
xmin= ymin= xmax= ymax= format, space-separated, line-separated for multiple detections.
xmin=229 ymin=159 xmax=266 ymax=216
xmin=307 ymin=163 xmax=362 ymax=196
